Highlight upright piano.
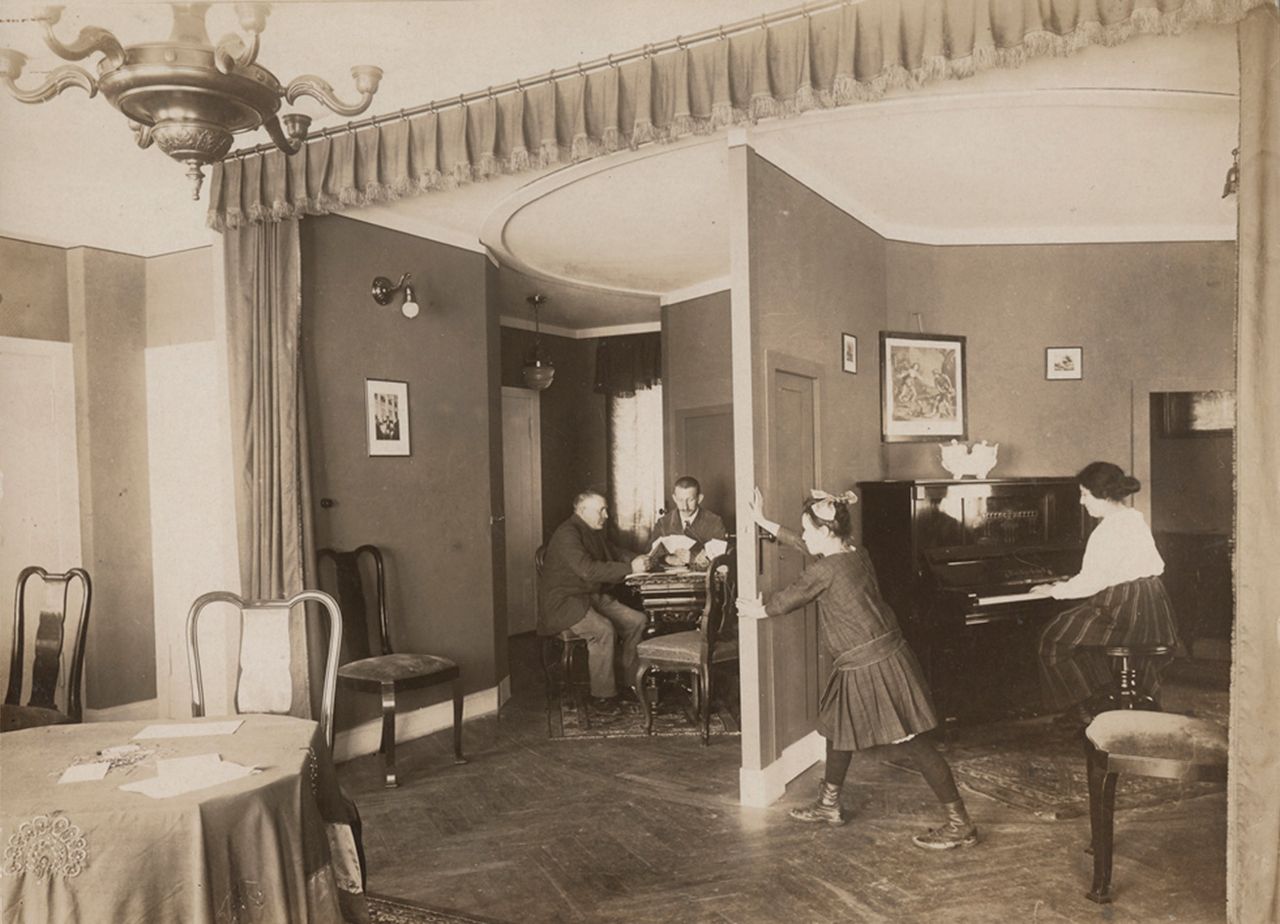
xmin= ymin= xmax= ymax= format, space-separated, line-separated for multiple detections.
xmin=857 ymin=478 xmax=1087 ymax=723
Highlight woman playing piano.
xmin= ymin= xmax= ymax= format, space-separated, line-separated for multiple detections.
xmin=738 ymin=487 xmax=979 ymax=850
xmin=1029 ymin=461 xmax=1179 ymax=726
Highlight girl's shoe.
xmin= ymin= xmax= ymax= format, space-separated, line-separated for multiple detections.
xmin=912 ymin=800 xmax=979 ymax=849
xmin=788 ymin=781 xmax=847 ymax=826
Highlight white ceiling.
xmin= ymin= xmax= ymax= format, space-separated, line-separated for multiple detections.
xmin=0 ymin=3 xmax=1239 ymax=330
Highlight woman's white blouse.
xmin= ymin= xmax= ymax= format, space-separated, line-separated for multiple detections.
xmin=1050 ymin=506 xmax=1164 ymax=600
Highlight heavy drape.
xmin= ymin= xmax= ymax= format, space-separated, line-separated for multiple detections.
xmin=222 ymin=219 xmax=316 ymax=720
xmin=207 ymin=0 xmax=1267 ymax=230
xmin=595 ymin=333 xmax=663 ymax=398
xmin=1229 ymin=7 xmax=1279 ymax=922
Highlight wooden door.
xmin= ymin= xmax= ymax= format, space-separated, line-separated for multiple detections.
xmin=502 ymin=387 xmax=542 ymax=636
xmin=765 ymin=364 xmax=822 ymax=753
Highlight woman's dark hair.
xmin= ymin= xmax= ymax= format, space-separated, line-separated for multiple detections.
xmin=802 ymin=496 xmax=856 ymax=541
xmin=1076 ymin=461 xmax=1141 ymax=500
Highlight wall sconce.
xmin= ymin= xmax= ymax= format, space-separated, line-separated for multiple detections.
xmin=522 ymin=294 xmax=555 ymax=391
xmin=1221 ymin=148 xmax=1240 ymax=199
xmin=371 ymin=273 xmax=420 ymax=319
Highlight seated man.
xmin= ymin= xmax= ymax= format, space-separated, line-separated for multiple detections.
xmin=649 ymin=476 xmax=728 ymax=570
xmin=539 ymin=491 xmax=649 ymax=716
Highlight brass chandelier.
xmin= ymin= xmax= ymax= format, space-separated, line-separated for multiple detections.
xmin=0 ymin=3 xmax=384 ymax=198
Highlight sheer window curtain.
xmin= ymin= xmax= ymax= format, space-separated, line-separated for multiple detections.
xmin=608 ymin=385 xmax=665 ymax=551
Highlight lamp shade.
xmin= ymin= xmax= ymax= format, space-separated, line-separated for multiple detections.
xmin=522 ymin=358 xmax=556 ymax=391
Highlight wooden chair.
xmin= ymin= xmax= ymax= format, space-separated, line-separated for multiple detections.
xmin=186 ymin=589 xmax=344 ymax=746
xmin=1082 ymin=710 xmax=1228 ymax=903
xmin=2 ymin=566 xmax=92 ymax=733
xmin=318 ymin=546 xmax=464 ymax=788
xmin=534 ymin=544 xmax=592 ymax=730
xmin=633 ymin=552 xmax=738 ymax=744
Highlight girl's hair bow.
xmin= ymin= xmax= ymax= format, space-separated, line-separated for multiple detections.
xmin=808 ymin=488 xmax=858 ymax=523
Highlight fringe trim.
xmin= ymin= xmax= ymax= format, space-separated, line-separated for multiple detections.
xmin=208 ymin=0 xmax=1269 ymax=231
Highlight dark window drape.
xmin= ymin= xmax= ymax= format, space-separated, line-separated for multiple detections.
xmin=594 ymin=333 xmax=661 ymax=398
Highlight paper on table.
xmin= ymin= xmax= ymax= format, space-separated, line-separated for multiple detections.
xmin=133 ymin=720 xmax=243 ymax=739
xmin=59 ymin=761 xmax=111 ymax=784
xmin=119 ymin=753 xmax=258 ymax=799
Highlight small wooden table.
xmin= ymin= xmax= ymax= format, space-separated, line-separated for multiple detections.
xmin=625 ymin=569 xmax=707 ymax=636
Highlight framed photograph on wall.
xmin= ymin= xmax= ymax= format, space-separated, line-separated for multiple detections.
xmin=841 ymin=333 xmax=858 ymax=374
xmin=366 ymin=378 xmax=411 ymax=456
xmin=1045 ymin=346 xmax=1083 ymax=380
xmin=879 ymin=331 xmax=967 ymax=442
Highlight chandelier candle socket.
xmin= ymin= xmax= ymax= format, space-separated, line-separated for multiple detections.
xmin=0 ymin=3 xmax=383 ymax=198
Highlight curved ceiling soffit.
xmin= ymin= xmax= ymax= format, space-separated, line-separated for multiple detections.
xmin=481 ymin=85 xmax=1238 ymax=295
xmin=480 ymin=133 xmax=729 ymax=301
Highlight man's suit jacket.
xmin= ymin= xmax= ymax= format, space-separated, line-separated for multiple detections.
xmin=538 ymin=515 xmax=633 ymax=636
xmin=651 ymin=508 xmax=728 ymax=546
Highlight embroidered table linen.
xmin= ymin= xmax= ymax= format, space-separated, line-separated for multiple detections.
xmin=0 ymin=715 xmax=352 ymax=923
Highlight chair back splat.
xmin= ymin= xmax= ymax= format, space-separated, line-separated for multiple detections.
xmin=186 ymin=590 xmax=343 ymax=749
xmin=3 ymin=566 xmax=93 ymax=731
xmin=316 ymin=545 xmax=465 ymax=787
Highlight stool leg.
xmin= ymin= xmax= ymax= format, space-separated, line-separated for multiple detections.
xmin=1118 ymin=655 xmax=1138 ymax=710
xmin=452 ymin=677 xmax=467 ymax=764
xmin=379 ymin=681 xmax=398 ymax=788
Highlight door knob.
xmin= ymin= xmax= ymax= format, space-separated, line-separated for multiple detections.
xmin=320 ymin=498 xmax=336 ymax=509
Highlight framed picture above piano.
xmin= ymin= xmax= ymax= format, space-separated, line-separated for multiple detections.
xmin=879 ymin=331 xmax=967 ymax=442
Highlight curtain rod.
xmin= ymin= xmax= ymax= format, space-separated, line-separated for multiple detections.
xmin=229 ymin=0 xmax=850 ymax=158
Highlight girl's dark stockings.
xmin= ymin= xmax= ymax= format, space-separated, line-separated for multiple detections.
xmin=822 ymin=734 xmax=961 ymax=804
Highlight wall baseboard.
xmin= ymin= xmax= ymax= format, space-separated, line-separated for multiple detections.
xmin=333 ymin=684 xmax=500 ymax=764
xmin=85 ymin=698 xmax=159 ymax=723
xmin=738 ymin=730 xmax=825 ymax=807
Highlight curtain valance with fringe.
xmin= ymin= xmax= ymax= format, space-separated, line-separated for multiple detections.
xmin=595 ymin=334 xmax=662 ymax=398
xmin=207 ymin=0 xmax=1265 ymax=230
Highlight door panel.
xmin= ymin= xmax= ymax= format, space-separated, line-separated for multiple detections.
xmin=767 ymin=366 xmax=820 ymax=758
xmin=502 ymin=388 xmax=541 ymax=636
xmin=675 ymin=405 xmax=735 ymax=528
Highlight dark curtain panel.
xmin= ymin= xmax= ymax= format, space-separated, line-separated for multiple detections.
xmin=594 ymin=333 xmax=662 ymax=397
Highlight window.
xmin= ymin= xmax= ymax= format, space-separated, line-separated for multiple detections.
xmin=607 ymin=385 xmax=664 ymax=550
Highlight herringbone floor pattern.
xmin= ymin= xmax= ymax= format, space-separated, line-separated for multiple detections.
xmin=337 ymin=638 xmax=1227 ymax=924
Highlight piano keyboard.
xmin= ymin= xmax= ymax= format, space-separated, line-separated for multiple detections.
xmin=974 ymin=590 xmax=1047 ymax=607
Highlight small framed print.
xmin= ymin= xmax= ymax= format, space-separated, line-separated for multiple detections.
xmin=366 ymin=378 xmax=411 ymax=456
xmin=1045 ymin=347 xmax=1083 ymax=381
xmin=841 ymin=333 xmax=858 ymax=374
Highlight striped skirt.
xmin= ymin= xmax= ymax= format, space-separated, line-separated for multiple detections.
xmin=1036 ymin=575 xmax=1179 ymax=711
xmin=818 ymin=632 xmax=939 ymax=751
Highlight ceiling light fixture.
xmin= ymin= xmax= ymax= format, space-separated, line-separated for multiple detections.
xmin=0 ymin=3 xmax=383 ymax=199
xmin=522 ymin=294 xmax=555 ymax=391
xmin=371 ymin=273 xmax=420 ymax=319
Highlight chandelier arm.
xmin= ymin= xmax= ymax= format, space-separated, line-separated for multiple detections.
xmin=284 ymin=66 xmax=384 ymax=118
xmin=37 ymin=9 xmax=125 ymax=71
xmin=129 ymin=121 xmax=154 ymax=150
xmin=213 ymin=32 xmax=262 ymax=75
xmin=263 ymin=115 xmax=305 ymax=156
xmin=0 ymin=53 xmax=96 ymax=103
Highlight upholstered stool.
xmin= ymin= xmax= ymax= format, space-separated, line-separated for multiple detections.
xmin=1082 ymin=710 xmax=1228 ymax=903
xmin=1090 ymin=644 xmax=1175 ymax=711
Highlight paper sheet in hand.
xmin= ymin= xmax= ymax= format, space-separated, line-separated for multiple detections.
xmin=650 ymin=534 xmax=696 ymax=553
xmin=133 ymin=720 xmax=243 ymax=739
xmin=703 ymin=539 xmax=728 ymax=559
xmin=59 ymin=762 xmax=111 ymax=784
xmin=119 ymin=753 xmax=257 ymax=799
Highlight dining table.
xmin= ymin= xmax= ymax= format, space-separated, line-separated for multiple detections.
xmin=0 ymin=714 xmax=364 ymax=924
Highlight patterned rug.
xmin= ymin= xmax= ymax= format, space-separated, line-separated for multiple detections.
xmin=367 ymin=894 xmax=504 ymax=923
xmin=884 ymin=718 xmax=1224 ymax=820
xmin=547 ymin=687 xmax=740 ymax=740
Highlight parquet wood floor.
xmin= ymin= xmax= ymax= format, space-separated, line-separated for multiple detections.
xmin=338 ymin=638 xmax=1227 ymax=923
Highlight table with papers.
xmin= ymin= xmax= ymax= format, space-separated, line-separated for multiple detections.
xmin=0 ymin=715 xmax=355 ymax=923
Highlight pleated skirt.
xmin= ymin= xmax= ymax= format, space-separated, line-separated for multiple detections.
xmin=1049 ymin=575 xmax=1180 ymax=649
xmin=817 ymin=641 xmax=939 ymax=751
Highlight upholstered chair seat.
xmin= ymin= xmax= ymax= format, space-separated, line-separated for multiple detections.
xmin=636 ymin=631 xmax=738 ymax=665
xmin=1085 ymin=710 xmax=1228 ymax=765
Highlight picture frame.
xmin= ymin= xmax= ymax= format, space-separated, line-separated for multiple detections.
xmin=365 ymin=378 xmax=411 ymax=456
xmin=841 ymin=333 xmax=858 ymax=374
xmin=879 ymin=331 xmax=967 ymax=443
xmin=1045 ymin=346 xmax=1083 ymax=381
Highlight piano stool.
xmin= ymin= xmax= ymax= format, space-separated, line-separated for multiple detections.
xmin=541 ymin=632 xmax=592 ymax=729
xmin=1087 ymin=644 xmax=1176 ymax=712
xmin=1082 ymin=710 xmax=1227 ymax=903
